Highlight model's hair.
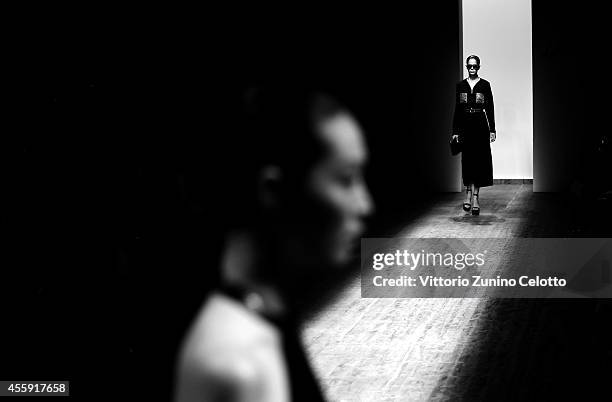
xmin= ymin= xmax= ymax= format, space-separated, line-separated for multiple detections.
xmin=466 ymin=54 xmax=481 ymax=65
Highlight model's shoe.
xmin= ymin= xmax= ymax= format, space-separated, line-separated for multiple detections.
xmin=471 ymin=194 xmax=480 ymax=215
xmin=463 ymin=188 xmax=472 ymax=212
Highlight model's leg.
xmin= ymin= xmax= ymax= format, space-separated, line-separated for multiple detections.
xmin=463 ymin=184 xmax=473 ymax=211
xmin=472 ymin=185 xmax=480 ymax=215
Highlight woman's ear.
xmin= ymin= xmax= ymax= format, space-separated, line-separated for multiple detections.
xmin=257 ymin=165 xmax=283 ymax=209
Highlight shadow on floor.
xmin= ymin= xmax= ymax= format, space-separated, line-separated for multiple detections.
xmin=435 ymin=191 xmax=612 ymax=401
xmin=450 ymin=214 xmax=506 ymax=225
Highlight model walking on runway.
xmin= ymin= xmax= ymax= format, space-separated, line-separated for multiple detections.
xmin=451 ymin=55 xmax=497 ymax=215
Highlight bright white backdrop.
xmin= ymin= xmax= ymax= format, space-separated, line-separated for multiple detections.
xmin=462 ymin=0 xmax=533 ymax=180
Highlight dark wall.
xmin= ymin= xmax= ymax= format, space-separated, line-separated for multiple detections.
xmin=206 ymin=4 xmax=463 ymax=213
xmin=5 ymin=6 xmax=461 ymax=399
xmin=533 ymin=2 xmax=611 ymax=192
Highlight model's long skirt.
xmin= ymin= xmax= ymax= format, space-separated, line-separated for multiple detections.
xmin=461 ymin=111 xmax=493 ymax=188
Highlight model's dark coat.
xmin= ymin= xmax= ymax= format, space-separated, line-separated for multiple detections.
xmin=452 ymin=78 xmax=496 ymax=188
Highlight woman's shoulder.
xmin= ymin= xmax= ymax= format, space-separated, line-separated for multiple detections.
xmin=478 ymin=78 xmax=491 ymax=87
xmin=180 ymin=292 xmax=280 ymax=355
xmin=174 ymin=293 xmax=285 ymax=401
xmin=456 ymin=79 xmax=468 ymax=87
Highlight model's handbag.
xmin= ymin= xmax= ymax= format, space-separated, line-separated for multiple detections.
xmin=450 ymin=135 xmax=462 ymax=155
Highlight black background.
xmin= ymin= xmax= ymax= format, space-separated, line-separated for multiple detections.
xmin=4 ymin=6 xmax=461 ymax=399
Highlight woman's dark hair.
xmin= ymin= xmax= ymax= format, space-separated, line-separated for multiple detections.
xmin=180 ymin=84 xmax=350 ymax=235
xmin=219 ymin=85 xmax=349 ymax=228
xmin=466 ymin=54 xmax=481 ymax=65
xmin=244 ymin=86 xmax=346 ymax=179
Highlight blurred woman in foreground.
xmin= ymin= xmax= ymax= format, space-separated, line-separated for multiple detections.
xmin=173 ymin=87 xmax=374 ymax=402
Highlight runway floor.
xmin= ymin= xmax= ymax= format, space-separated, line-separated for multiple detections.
xmin=301 ymin=184 xmax=612 ymax=401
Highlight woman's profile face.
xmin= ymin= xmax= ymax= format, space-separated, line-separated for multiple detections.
xmin=286 ymin=111 xmax=374 ymax=268
xmin=467 ymin=59 xmax=480 ymax=77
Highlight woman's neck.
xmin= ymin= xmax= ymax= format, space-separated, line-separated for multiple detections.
xmin=468 ymin=75 xmax=479 ymax=81
xmin=220 ymin=230 xmax=287 ymax=317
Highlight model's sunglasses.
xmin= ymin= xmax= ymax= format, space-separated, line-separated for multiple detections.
xmin=466 ymin=64 xmax=480 ymax=70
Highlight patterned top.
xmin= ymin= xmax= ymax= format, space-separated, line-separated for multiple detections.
xmin=452 ymin=78 xmax=496 ymax=133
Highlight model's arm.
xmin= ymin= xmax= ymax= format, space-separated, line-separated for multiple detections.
xmin=486 ymin=82 xmax=496 ymax=133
